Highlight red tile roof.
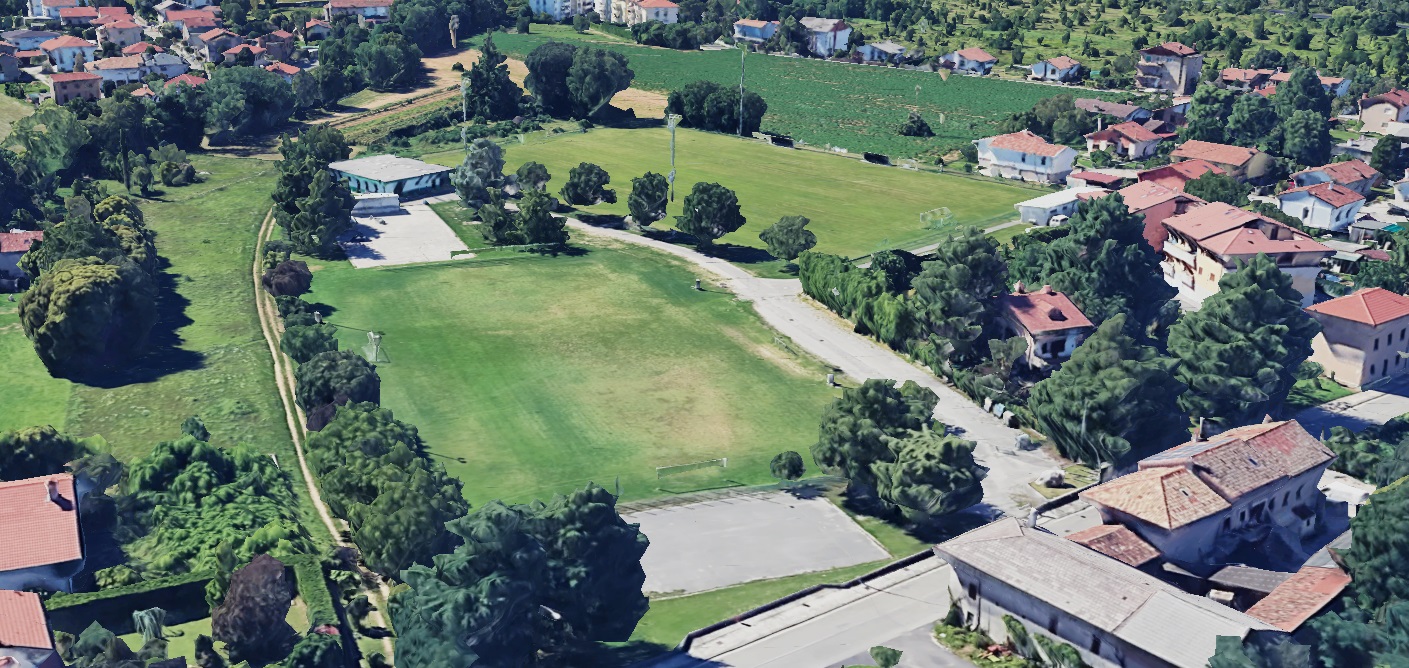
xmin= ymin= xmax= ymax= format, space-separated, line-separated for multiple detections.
xmin=1307 ymin=287 xmax=1409 ymax=326
xmin=633 ymin=0 xmax=679 ymax=7
xmin=131 ymin=84 xmax=156 ymax=97
xmin=734 ymin=18 xmax=774 ymax=28
xmin=97 ymin=5 xmax=130 ymax=16
xmin=1081 ymin=467 xmax=1230 ymax=530
xmin=1163 ymin=202 xmax=1330 ymax=257
xmin=1171 ymin=140 xmax=1260 ymax=168
xmin=0 ymin=590 xmax=53 ymax=650
xmin=1245 ymin=566 xmax=1351 ymax=632
xmin=1362 ymin=89 xmax=1409 ymax=111
xmin=1220 ymin=67 xmax=1273 ymax=84
xmin=305 ymin=18 xmax=331 ymax=27
xmin=1001 ymin=284 xmax=1094 ymax=334
xmin=48 ymin=71 xmax=100 ymax=83
xmin=1140 ymin=420 xmax=1335 ymax=501
xmin=955 ymin=46 xmax=996 ymax=62
xmin=199 ymin=27 xmax=235 ymax=41
xmin=40 ymin=35 xmax=93 ymax=50
xmin=1280 ymin=182 xmax=1365 ymax=209
xmin=1143 ymin=41 xmax=1197 ymax=56
xmin=223 ymin=43 xmax=265 ymax=55
xmin=0 ymin=474 xmax=82 ymax=571
xmin=122 ymin=41 xmax=165 ymax=54
xmin=1294 ymin=159 xmax=1381 ymax=187
xmin=986 ymin=129 xmax=1070 ymax=157
xmin=0 ymin=230 xmax=43 ymax=254
xmin=1044 ymin=55 xmax=1080 ymax=70
xmin=88 ymin=54 xmax=143 ymax=70
xmin=1066 ymin=524 xmax=1161 ymax=567
xmin=101 ymin=19 xmax=141 ymax=29
xmin=1119 ymin=180 xmax=1202 ymax=213
xmin=1069 ymin=171 xmax=1124 ymax=186
xmin=265 ymin=61 xmax=300 ymax=75
xmin=1138 ymin=159 xmax=1225 ymax=191
xmin=1359 ymin=248 xmax=1392 ymax=262
xmin=1268 ymin=70 xmax=1345 ymax=88
xmin=165 ymin=72 xmax=207 ymax=88
xmin=59 ymin=6 xmax=99 ymax=17
xmin=328 ymin=0 xmax=393 ymax=7
xmin=1090 ymin=120 xmax=1161 ymax=143
xmin=40 ymin=0 xmax=76 ymax=7
xmin=267 ymin=29 xmax=293 ymax=38
xmin=14 ymin=49 xmax=44 ymax=59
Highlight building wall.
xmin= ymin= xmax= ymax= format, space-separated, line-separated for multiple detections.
xmin=338 ymin=171 xmax=449 ymax=194
xmin=1361 ymin=102 xmax=1409 ymax=135
xmin=1278 ymin=193 xmax=1362 ymax=232
xmin=1016 ymin=198 xmax=1083 ymax=225
xmin=1163 ymin=235 xmax=1321 ymax=307
xmin=0 ymin=562 xmax=80 ymax=593
xmin=949 ymin=53 xmax=994 ymax=74
xmin=807 ymin=27 xmax=850 ymax=56
xmin=0 ymin=250 xmax=24 ymax=278
xmin=99 ymin=26 xmax=144 ymax=47
xmin=52 ymin=77 xmax=100 ymax=104
xmin=0 ymin=53 xmax=22 ymax=82
xmin=1309 ymin=313 xmax=1409 ymax=389
xmin=47 ymin=44 xmax=97 ymax=72
xmin=977 ymin=143 xmax=1076 ymax=184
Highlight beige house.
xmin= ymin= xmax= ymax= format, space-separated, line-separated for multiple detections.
xmin=1359 ymin=90 xmax=1409 ymax=135
xmin=1136 ymin=41 xmax=1203 ymax=94
xmin=998 ymin=283 xmax=1094 ymax=369
xmin=1305 ymin=287 xmax=1409 ymax=389
xmin=1160 ymin=203 xmax=1331 ymax=307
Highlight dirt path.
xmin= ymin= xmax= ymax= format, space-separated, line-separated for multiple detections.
xmin=253 ymin=210 xmax=397 ymax=663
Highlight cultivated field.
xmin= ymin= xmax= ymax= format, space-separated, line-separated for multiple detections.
xmin=305 ymin=240 xmax=839 ymax=507
xmin=476 ymin=26 xmax=1117 ymax=157
xmin=422 ymin=127 xmax=1037 ymax=259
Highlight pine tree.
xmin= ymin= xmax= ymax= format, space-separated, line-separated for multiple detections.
xmin=452 ymin=138 xmax=508 ymax=207
xmin=465 ymin=34 xmax=522 ymax=121
xmin=911 ymin=227 xmax=1007 ymax=371
xmin=870 ymin=426 xmax=986 ymax=523
xmin=811 ymin=379 xmax=937 ymax=494
xmin=1029 ymin=314 xmax=1188 ymax=466
xmin=1168 ymin=254 xmax=1321 ymax=430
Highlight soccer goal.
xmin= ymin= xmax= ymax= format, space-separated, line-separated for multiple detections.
xmin=656 ymin=458 xmax=728 ymax=479
xmin=921 ymin=207 xmax=954 ymax=230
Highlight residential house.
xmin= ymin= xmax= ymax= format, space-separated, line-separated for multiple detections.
xmin=164 ymin=72 xmax=207 ymax=90
xmin=303 ymin=18 xmax=332 ymax=40
xmin=130 ymin=82 xmax=156 ymax=98
xmin=1138 ymin=159 xmax=1225 ymax=191
xmin=1305 ymin=288 xmax=1409 ymax=389
xmin=998 ymin=283 xmax=1095 ymax=369
xmin=256 ymin=29 xmax=295 ymax=61
xmin=625 ymin=0 xmax=678 ymax=26
xmin=856 ymin=40 xmax=905 ymax=63
xmin=0 ymin=231 xmax=42 ymax=280
xmin=976 ymin=130 xmax=1077 ymax=184
xmin=1276 ymin=182 xmax=1365 ymax=232
xmin=0 ymin=474 xmax=87 ymax=593
xmin=1014 ymin=186 xmax=1110 ymax=226
xmin=97 ymin=19 xmax=145 ymax=49
xmin=1030 ymin=55 xmax=1081 ymax=82
xmin=0 ymin=590 xmax=64 ymax=668
xmin=1066 ymin=170 xmax=1128 ymax=189
xmin=798 ymin=17 xmax=849 ymax=57
xmin=0 ymin=43 xmax=18 ymax=83
xmin=935 ymin=518 xmax=1282 ymax=668
xmin=222 ymin=43 xmax=268 ymax=66
xmin=58 ymin=6 xmax=98 ymax=26
xmin=97 ymin=6 xmax=130 ymax=20
xmin=88 ymin=52 xmax=188 ymax=83
xmin=1268 ymin=70 xmax=1350 ymax=97
xmin=166 ymin=9 xmax=221 ymax=35
xmin=193 ymin=28 xmax=239 ymax=60
xmin=1332 ymin=135 xmax=1383 ymax=162
xmin=49 ymin=70 xmax=100 ymax=103
xmin=1084 ymin=121 xmax=1162 ymax=160
xmin=1219 ymin=67 xmax=1275 ymax=90
xmin=1 ymin=30 xmax=60 ymax=51
xmin=1112 ymin=180 xmax=1207 ymax=250
xmin=1360 ymin=90 xmax=1409 ymax=135
xmin=732 ymin=19 xmax=777 ymax=43
xmin=1073 ymin=98 xmax=1152 ymax=123
xmin=537 ymin=0 xmax=588 ymax=21
xmin=1161 ymin=202 xmax=1331 ymax=307
xmin=1291 ymin=159 xmax=1381 ymax=196
xmin=121 ymin=41 xmax=165 ymax=55
xmin=265 ymin=60 xmax=300 ymax=82
xmin=1350 ymin=216 xmax=1399 ymax=244
xmin=36 ymin=0 xmax=75 ymax=20
xmin=1081 ymin=419 xmax=1338 ymax=570
xmin=40 ymin=35 xmax=97 ymax=72
xmin=154 ymin=0 xmax=187 ymax=20
xmin=1136 ymin=41 xmax=1203 ymax=94
xmin=941 ymin=46 xmax=997 ymax=74
xmin=1170 ymin=140 xmax=1262 ymax=182
xmin=324 ymin=0 xmax=394 ymax=23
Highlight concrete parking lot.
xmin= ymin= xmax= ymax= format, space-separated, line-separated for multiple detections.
xmin=340 ymin=198 xmax=469 ymax=268
xmin=625 ymin=491 xmax=890 ymax=595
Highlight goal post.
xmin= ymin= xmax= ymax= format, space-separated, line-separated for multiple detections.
xmin=920 ymin=206 xmax=954 ymax=230
xmin=656 ymin=458 xmax=728 ymax=479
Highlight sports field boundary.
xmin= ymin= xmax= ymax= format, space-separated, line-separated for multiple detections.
xmin=617 ymin=475 xmax=847 ymax=514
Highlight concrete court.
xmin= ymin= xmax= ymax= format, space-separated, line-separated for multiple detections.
xmin=340 ymin=198 xmax=469 ymax=268
xmin=624 ymin=491 xmax=890 ymax=595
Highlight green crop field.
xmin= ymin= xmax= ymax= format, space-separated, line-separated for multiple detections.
xmin=475 ymin=26 xmax=1116 ymax=158
xmin=305 ymin=240 xmax=839 ymax=507
xmin=422 ymin=126 xmax=1038 ymax=260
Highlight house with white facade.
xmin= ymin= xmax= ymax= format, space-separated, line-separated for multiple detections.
xmin=1 ymin=29 xmax=59 ymax=51
xmin=1030 ymin=55 xmax=1081 ymax=82
xmin=941 ymin=46 xmax=996 ymax=74
xmin=799 ymin=17 xmax=849 ymax=56
xmin=0 ymin=474 xmax=87 ymax=593
xmin=1291 ymin=159 xmax=1381 ymax=196
xmin=35 ymin=0 xmax=75 ymax=20
xmin=1277 ymin=182 xmax=1366 ymax=233
xmin=856 ymin=40 xmax=904 ymax=63
xmin=976 ymin=130 xmax=1077 ymax=184
xmin=1013 ymin=186 xmax=1109 ymax=226
xmin=87 ymin=51 xmax=189 ymax=84
xmin=1360 ymin=90 xmax=1409 ymax=135
xmin=1084 ymin=121 xmax=1162 ymax=160
xmin=1160 ymin=203 xmax=1331 ymax=307
xmin=999 ymin=283 xmax=1095 ymax=369
xmin=39 ymin=35 xmax=96 ymax=72
xmin=625 ymin=0 xmax=678 ymax=26
xmin=97 ymin=19 xmax=145 ymax=49
xmin=1136 ymin=41 xmax=1203 ymax=94
xmin=732 ymin=19 xmax=777 ymax=43
xmin=324 ymin=0 xmax=393 ymax=23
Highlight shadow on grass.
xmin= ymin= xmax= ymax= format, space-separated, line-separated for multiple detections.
xmin=837 ymin=488 xmax=1000 ymax=546
xmin=575 ymin=211 xmax=628 ymax=228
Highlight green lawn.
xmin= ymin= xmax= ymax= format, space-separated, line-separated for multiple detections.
xmin=0 ymin=304 xmax=72 ymax=432
xmin=1287 ymin=377 xmax=1355 ymax=414
xmin=0 ymin=94 xmax=33 ymax=141
xmin=117 ymin=617 xmax=212 ymax=660
xmin=475 ymin=26 xmax=1118 ymax=158
xmin=423 ymin=127 xmax=1035 ymax=259
xmin=306 ymin=241 xmax=839 ymax=506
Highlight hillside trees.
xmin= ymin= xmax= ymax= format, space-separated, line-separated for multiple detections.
xmin=910 ymin=227 xmax=1008 ymax=371
xmin=294 ymin=350 xmax=381 ymax=416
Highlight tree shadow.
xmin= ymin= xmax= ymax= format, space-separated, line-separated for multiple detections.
xmin=574 ymin=211 xmax=628 ymax=228
xmin=583 ymin=640 xmax=683 ymax=668
xmin=836 ymin=488 xmax=999 ymax=547
xmin=700 ymin=243 xmax=776 ymax=265
xmin=68 ymin=255 xmax=204 ymax=388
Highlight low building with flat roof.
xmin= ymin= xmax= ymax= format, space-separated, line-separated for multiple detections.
xmin=328 ymin=155 xmax=453 ymax=195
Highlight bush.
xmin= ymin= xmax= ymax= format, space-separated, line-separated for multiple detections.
xmin=262 ymin=260 xmax=313 ymax=297
xmin=280 ymin=324 xmax=339 ymax=364
xmin=294 ymin=350 xmax=381 ymax=417
xmin=559 ymin=162 xmax=615 ymax=205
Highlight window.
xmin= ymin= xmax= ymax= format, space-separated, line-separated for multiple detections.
xmin=1376 ymin=339 xmax=1381 ymax=351
xmin=1091 ymin=636 xmax=1103 ymax=655
xmin=968 ymin=583 xmax=977 ymax=600
xmin=1048 ymin=616 xmax=1059 ymax=633
xmin=1223 ymin=517 xmax=1231 ymax=531
xmin=1401 ymin=329 xmax=1405 ymax=341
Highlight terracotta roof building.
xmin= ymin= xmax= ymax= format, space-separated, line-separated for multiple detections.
xmin=1066 ymin=524 xmax=1162 ymax=568
xmin=1291 ymin=159 xmax=1381 ymax=196
xmin=998 ymin=283 xmax=1094 ymax=370
xmin=1082 ymin=467 xmax=1230 ymax=531
xmin=0 ymin=590 xmax=63 ymax=667
xmin=1170 ymin=140 xmax=1262 ymax=181
xmin=1110 ymin=180 xmax=1206 ymax=250
xmin=942 ymin=46 xmax=998 ymax=74
xmin=1160 ymin=202 xmax=1330 ymax=307
xmin=1073 ymin=98 xmax=1151 ymax=123
xmin=1138 ymin=159 xmax=1225 ymax=191
xmin=1137 ymin=41 xmax=1203 ymax=94
xmin=0 ymin=474 xmax=86 ymax=593
xmin=976 ymin=130 xmax=1078 ymax=184
xmin=1085 ymin=120 xmax=1163 ymax=160
xmin=1359 ymin=89 xmax=1409 ymax=135
xmin=1244 ymin=565 xmax=1352 ymax=632
xmin=165 ymin=72 xmax=208 ymax=88
xmin=1306 ymin=287 xmax=1409 ymax=389
xmin=47 ymin=70 xmax=100 ymax=105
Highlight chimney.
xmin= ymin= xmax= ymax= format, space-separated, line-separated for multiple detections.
xmin=1262 ymin=414 xmax=1274 ymax=424
xmin=1040 ymin=284 xmax=1054 ymax=294
xmin=1013 ymin=280 xmax=1026 ymax=294
xmin=47 ymin=480 xmax=59 ymax=503
xmin=1193 ymin=417 xmax=1206 ymax=442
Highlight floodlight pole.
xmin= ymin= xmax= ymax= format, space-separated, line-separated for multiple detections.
xmin=460 ymin=76 xmax=470 ymax=155
xmin=666 ymin=112 xmax=681 ymax=202
xmin=738 ymin=46 xmax=746 ymax=137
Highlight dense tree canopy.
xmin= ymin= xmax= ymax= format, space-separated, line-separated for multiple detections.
xmin=20 ymin=257 xmax=158 ymax=376
xmin=465 ymin=34 xmax=522 ymax=121
xmin=559 ymin=162 xmax=616 ymax=206
xmin=294 ymin=351 xmax=382 ymax=416
xmin=211 ymin=554 xmax=295 ymax=663
xmin=675 ymin=182 xmax=744 ymax=246
xmin=666 ymin=80 xmax=768 ymax=136
xmin=870 ymin=427 xmax=985 ymax=522
xmin=758 ymin=215 xmax=817 ymax=263
xmin=811 ymin=378 xmax=938 ymax=494
xmin=0 ymin=425 xmax=92 ymax=482
xmin=911 ymin=227 xmax=1008 ymax=371
xmin=627 ymin=171 xmax=669 ymax=227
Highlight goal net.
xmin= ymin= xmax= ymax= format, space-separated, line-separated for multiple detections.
xmin=921 ymin=207 xmax=954 ymax=230
xmin=656 ymin=458 xmax=728 ymax=479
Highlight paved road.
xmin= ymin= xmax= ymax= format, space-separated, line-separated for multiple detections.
xmin=566 ymin=219 xmax=1057 ymax=515
xmin=833 ymin=622 xmax=971 ymax=668
xmin=1296 ymin=378 xmax=1409 ymax=436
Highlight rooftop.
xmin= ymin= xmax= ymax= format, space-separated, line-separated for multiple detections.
xmin=954 ymin=46 xmax=996 ymax=62
xmin=328 ymin=154 xmax=452 ymax=182
xmin=0 ymin=231 xmax=43 ymax=254
xmin=223 ymin=43 xmax=266 ymax=55
xmin=265 ymin=61 xmax=300 ymax=75
xmin=1162 ymin=202 xmax=1330 ymax=257
xmin=0 ymin=474 xmax=82 ymax=572
xmin=1065 ymin=524 xmax=1160 ymax=567
xmin=1081 ymin=467 xmax=1230 ymax=530
xmin=1117 ymin=180 xmax=1203 ymax=212
xmin=1073 ymin=98 xmax=1146 ymax=118
xmin=733 ymin=19 xmax=776 ymax=27
xmin=122 ymin=41 xmax=165 ymax=54
xmin=87 ymin=54 xmax=143 ymax=70
xmin=935 ymin=518 xmax=1274 ymax=668
xmin=165 ymin=72 xmax=208 ymax=88
xmin=1069 ymin=170 xmax=1126 ymax=186
xmin=1244 ymin=566 xmax=1352 ymax=632
xmin=1307 ymin=287 xmax=1409 ymax=327
xmin=1015 ymin=185 xmax=1110 ymax=210
xmin=1279 ymin=182 xmax=1365 ymax=209
xmin=48 ymin=71 xmax=100 ymax=83
xmin=0 ymin=590 xmax=53 ymax=650
xmin=1043 ymin=55 xmax=1080 ymax=69
xmin=1000 ymin=283 xmax=1094 ymax=334
xmin=1171 ymin=140 xmax=1260 ymax=168
xmin=58 ymin=7 xmax=99 ymax=17
xmin=1139 ymin=420 xmax=1336 ymax=501
xmin=1138 ymin=159 xmax=1225 ymax=187
xmin=1362 ymin=89 xmax=1409 ymax=110
xmin=1294 ymin=159 xmax=1380 ymax=186
xmin=40 ymin=35 xmax=93 ymax=50
xmin=1089 ymin=120 xmax=1161 ymax=143
xmin=985 ymin=129 xmax=1071 ymax=157
xmin=799 ymin=17 xmax=847 ymax=32
xmin=1141 ymin=41 xmax=1197 ymax=57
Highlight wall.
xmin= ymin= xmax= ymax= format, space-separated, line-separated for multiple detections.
xmin=0 ymin=563 xmax=78 ymax=593
xmin=1361 ymin=103 xmax=1407 ymax=135
xmin=1310 ymin=314 xmax=1409 ymax=389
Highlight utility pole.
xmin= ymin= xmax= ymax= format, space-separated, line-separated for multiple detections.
xmin=737 ymin=45 xmax=746 ymax=136
xmin=666 ymin=113 xmax=680 ymax=202
xmin=460 ymin=75 xmax=469 ymax=155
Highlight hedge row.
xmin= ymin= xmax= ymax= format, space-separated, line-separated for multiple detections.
xmin=45 ymin=570 xmax=214 ymax=635
xmin=286 ymin=554 xmax=340 ymax=630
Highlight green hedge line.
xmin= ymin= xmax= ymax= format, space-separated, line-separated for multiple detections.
xmin=595 ymin=22 xmax=632 ymax=40
xmin=45 ymin=570 xmax=214 ymax=635
xmin=286 ymin=554 xmax=340 ymax=630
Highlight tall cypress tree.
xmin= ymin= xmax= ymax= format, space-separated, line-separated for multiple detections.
xmin=911 ymin=227 xmax=1008 ymax=371
xmin=1029 ymin=314 xmax=1188 ymax=467
xmin=1168 ymin=254 xmax=1321 ymax=430
xmin=465 ymin=34 xmax=522 ymax=121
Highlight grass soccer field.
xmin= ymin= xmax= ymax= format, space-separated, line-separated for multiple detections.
xmin=305 ymin=240 xmax=840 ymax=507
xmin=421 ymin=127 xmax=1037 ymax=259
xmin=474 ymin=26 xmax=1117 ymax=158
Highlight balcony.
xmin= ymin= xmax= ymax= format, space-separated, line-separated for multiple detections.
xmin=1163 ymin=240 xmax=1196 ymax=266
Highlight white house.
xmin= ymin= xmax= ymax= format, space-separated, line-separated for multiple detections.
xmin=324 ymin=0 xmax=393 ymax=23
xmin=1277 ymin=182 xmax=1366 ymax=232
xmin=625 ymin=0 xmax=678 ymax=26
xmin=0 ymin=474 xmax=87 ymax=593
xmin=942 ymin=46 xmax=997 ymax=74
xmin=976 ymin=130 xmax=1077 ymax=184
xmin=1084 ymin=121 xmax=1162 ymax=160
xmin=732 ymin=19 xmax=777 ymax=43
xmin=1360 ymin=90 xmax=1409 ymax=135
xmin=1161 ymin=203 xmax=1331 ymax=307
xmin=329 ymin=154 xmax=453 ymax=195
xmin=1 ymin=29 xmax=60 ymax=51
xmin=1030 ymin=55 xmax=1081 ymax=82
xmin=1014 ymin=186 xmax=1109 ymax=226
xmin=799 ymin=17 xmax=850 ymax=57
xmin=86 ymin=52 xmax=189 ymax=84
xmin=39 ymin=35 xmax=97 ymax=72
xmin=856 ymin=40 xmax=904 ymax=63
xmin=1291 ymin=159 xmax=1381 ymax=196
